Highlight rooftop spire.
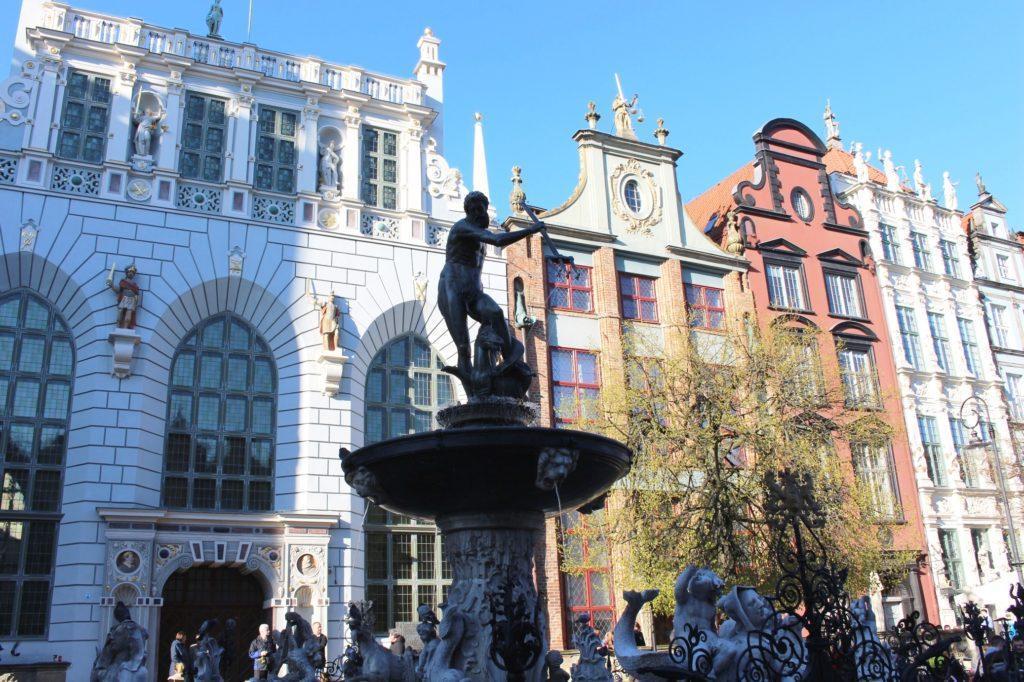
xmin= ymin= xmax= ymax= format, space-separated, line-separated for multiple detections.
xmin=472 ymin=113 xmax=490 ymax=197
xmin=823 ymin=99 xmax=841 ymax=150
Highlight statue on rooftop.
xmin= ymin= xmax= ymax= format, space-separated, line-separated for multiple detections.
xmin=976 ymin=172 xmax=987 ymax=196
xmin=851 ymin=142 xmax=870 ymax=184
xmin=206 ymin=0 xmax=223 ymax=39
xmin=943 ymin=171 xmax=959 ymax=210
xmin=437 ymin=191 xmax=542 ymax=400
xmin=880 ymin=149 xmax=901 ymax=192
xmin=823 ymin=99 xmax=840 ymax=147
xmin=611 ymin=73 xmax=642 ymax=139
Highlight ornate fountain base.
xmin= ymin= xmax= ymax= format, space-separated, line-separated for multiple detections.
xmin=342 ymin=402 xmax=631 ymax=682
xmin=438 ymin=511 xmax=546 ymax=681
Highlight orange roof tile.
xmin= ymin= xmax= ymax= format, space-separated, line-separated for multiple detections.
xmin=685 ymin=162 xmax=754 ymax=240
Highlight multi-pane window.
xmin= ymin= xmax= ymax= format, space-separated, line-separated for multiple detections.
xmin=997 ymin=254 xmax=1014 ymax=281
xmin=970 ymin=528 xmax=995 ymax=579
xmin=364 ymin=335 xmax=454 ymax=632
xmin=685 ymin=285 xmax=725 ymax=331
xmin=917 ymin=416 xmax=945 ymax=486
xmin=560 ymin=509 xmax=614 ymax=641
xmin=180 ymin=92 xmax=227 ymax=183
xmin=1006 ymin=373 xmax=1024 ymax=421
xmin=56 ymin=70 xmax=111 ymax=164
xmin=364 ymin=335 xmax=455 ymax=442
xmin=0 ymin=291 xmax=72 ymax=637
xmin=938 ymin=529 xmax=964 ymax=590
xmin=789 ymin=333 xmax=824 ymax=401
xmin=911 ymin=233 xmax=931 ymax=271
xmin=988 ymin=304 xmax=1010 ymax=348
xmin=949 ymin=416 xmax=975 ymax=488
xmin=939 ymin=240 xmax=960 ymax=278
xmin=837 ymin=346 xmax=879 ymax=408
xmin=162 ymin=314 xmax=276 ymax=512
xmin=254 ymin=106 xmax=297 ymax=194
xmin=851 ymin=442 xmax=900 ymax=520
xmin=927 ymin=313 xmax=951 ymax=372
xmin=619 ymin=274 xmax=658 ymax=323
xmin=824 ymin=271 xmax=862 ymax=318
xmin=896 ymin=307 xmax=923 ymax=370
xmin=551 ymin=348 xmax=599 ymax=426
xmin=765 ymin=262 xmax=806 ymax=310
xmin=547 ymin=262 xmax=593 ymax=313
xmin=957 ymin=318 xmax=981 ymax=375
xmin=880 ymin=224 xmax=901 ymax=263
xmin=361 ymin=126 xmax=398 ymax=209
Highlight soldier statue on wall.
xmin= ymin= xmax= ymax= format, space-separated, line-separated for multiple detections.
xmin=437 ymin=191 xmax=542 ymax=399
xmin=106 ymin=263 xmax=141 ymax=330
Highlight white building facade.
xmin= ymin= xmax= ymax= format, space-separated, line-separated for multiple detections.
xmin=826 ymin=125 xmax=1024 ymax=628
xmin=0 ymin=0 xmax=495 ymax=675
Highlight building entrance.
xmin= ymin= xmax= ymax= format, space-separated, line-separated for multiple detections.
xmin=158 ymin=566 xmax=270 ymax=680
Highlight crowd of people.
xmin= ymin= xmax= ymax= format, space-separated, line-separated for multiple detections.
xmin=167 ymin=621 xmax=328 ymax=681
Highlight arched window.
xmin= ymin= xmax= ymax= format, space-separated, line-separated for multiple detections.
xmin=364 ymin=335 xmax=454 ymax=632
xmin=162 ymin=314 xmax=276 ymax=512
xmin=0 ymin=290 xmax=73 ymax=637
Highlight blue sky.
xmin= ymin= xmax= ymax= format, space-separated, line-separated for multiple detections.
xmin=3 ymin=1 xmax=1022 ymax=221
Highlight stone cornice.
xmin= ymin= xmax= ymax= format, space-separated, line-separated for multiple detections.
xmin=97 ymin=507 xmax=341 ymax=529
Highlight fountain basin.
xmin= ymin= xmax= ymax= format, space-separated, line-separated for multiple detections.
xmin=341 ymin=426 xmax=631 ymax=521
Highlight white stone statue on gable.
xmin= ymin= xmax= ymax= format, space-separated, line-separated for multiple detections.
xmin=879 ymin=149 xmax=901 ymax=192
xmin=913 ymin=159 xmax=929 ymax=199
xmin=943 ymin=171 xmax=959 ymax=211
xmin=206 ymin=0 xmax=223 ymax=39
xmin=852 ymin=142 xmax=871 ymax=184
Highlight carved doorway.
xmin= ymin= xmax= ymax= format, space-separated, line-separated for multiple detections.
xmin=158 ymin=566 xmax=270 ymax=681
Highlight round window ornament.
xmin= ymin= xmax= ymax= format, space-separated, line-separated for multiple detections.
xmin=624 ymin=179 xmax=643 ymax=215
xmin=115 ymin=550 xmax=141 ymax=574
xmin=791 ymin=188 xmax=813 ymax=222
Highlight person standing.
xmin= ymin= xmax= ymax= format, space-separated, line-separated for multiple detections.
xmin=632 ymin=622 xmax=646 ymax=648
xmin=248 ymin=623 xmax=277 ymax=680
xmin=311 ymin=622 xmax=328 ymax=680
xmin=168 ymin=630 xmax=190 ymax=681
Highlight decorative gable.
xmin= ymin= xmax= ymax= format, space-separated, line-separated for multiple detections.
xmin=816 ymin=248 xmax=862 ymax=267
xmin=757 ymin=237 xmax=807 ymax=257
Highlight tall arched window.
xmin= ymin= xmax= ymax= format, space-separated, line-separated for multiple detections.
xmin=162 ymin=314 xmax=276 ymax=512
xmin=0 ymin=291 xmax=73 ymax=637
xmin=364 ymin=335 xmax=454 ymax=632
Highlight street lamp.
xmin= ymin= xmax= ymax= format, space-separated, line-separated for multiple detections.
xmin=960 ymin=395 xmax=1024 ymax=585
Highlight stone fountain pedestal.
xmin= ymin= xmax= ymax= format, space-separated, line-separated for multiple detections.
xmin=342 ymin=400 xmax=631 ymax=681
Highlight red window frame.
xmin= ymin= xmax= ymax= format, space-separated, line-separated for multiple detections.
xmin=685 ymin=284 xmax=726 ymax=331
xmin=560 ymin=510 xmax=615 ymax=643
xmin=619 ymin=273 xmax=659 ymax=323
xmin=546 ymin=260 xmax=593 ymax=313
xmin=550 ymin=347 xmax=600 ymax=426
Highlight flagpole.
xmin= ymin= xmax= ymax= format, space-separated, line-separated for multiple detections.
xmin=246 ymin=0 xmax=254 ymax=42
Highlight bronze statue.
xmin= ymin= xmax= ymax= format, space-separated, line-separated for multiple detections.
xmin=438 ymin=191 xmax=542 ymax=399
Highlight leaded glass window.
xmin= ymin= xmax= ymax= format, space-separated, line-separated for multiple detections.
xmin=180 ymin=92 xmax=227 ymax=183
xmin=254 ymin=106 xmax=297 ymax=194
xmin=361 ymin=126 xmax=399 ymax=210
xmin=364 ymin=336 xmax=454 ymax=632
xmin=0 ymin=291 xmax=72 ymax=637
xmin=560 ymin=509 xmax=614 ymax=642
xmin=162 ymin=314 xmax=276 ymax=512
xmin=56 ymin=70 xmax=111 ymax=164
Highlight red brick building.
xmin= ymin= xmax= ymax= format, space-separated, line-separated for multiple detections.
xmin=687 ymin=118 xmax=939 ymax=621
xmin=502 ymin=105 xmax=753 ymax=649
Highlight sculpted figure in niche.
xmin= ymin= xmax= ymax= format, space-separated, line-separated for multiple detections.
xmin=132 ymin=104 xmax=165 ymax=158
xmin=106 ymin=263 xmax=141 ymax=329
xmin=437 ymin=191 xmax=542 ymax=399
xmin=318 ymin=140 xmax=342 ymax=192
